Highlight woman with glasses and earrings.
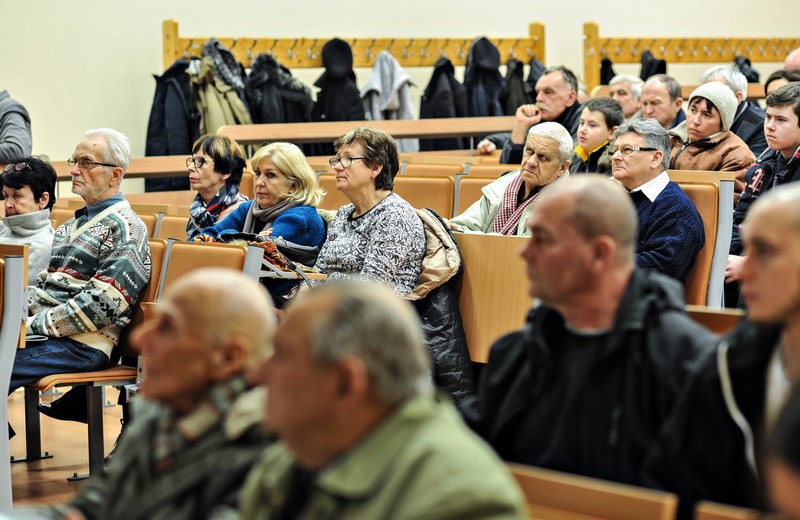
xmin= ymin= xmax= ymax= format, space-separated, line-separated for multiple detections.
xmin=185 ymin=134 xmax=248 ymax=239
xmin=0 ymin=156 xmax=57 ymax=283
xmin=194 ymin=142 xmax=327 ymax=308
xmin=314 ymin=127 xmax=425 ymax=296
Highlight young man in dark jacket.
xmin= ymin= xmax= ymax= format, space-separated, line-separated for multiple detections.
xmin=461 ymin=176 xmax=717 ymax=500
xmin=726 ymin=83 xmax=800 ymax=289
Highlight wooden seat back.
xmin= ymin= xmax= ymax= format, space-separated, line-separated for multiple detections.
xmin=466 ymin=165 xmax=517 ymax=178
xmin=403 ymin=164 xmax=464 ymax=177
xmin=394 ymin=176 xmax=454 ymax=217
xmin=509 ymin=463 xmax=678 ymax=520
xmin=156 ymin=214 xmax=190 ymax=240
xmin=157 ymin=241 xmax=248 ymax=301
xmin=679 ymin=182 xmax=719 ymax=306
xmin=136 ymin=213 xmax=159 ymax=238
xmin=50 ymin=208 xmax=75 ymax=228
xmin=456 ymin=176 xmax=494 ymax=215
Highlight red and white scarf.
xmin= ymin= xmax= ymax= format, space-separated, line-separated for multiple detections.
xmin=490 ymin=174 xmax=541 ymax=235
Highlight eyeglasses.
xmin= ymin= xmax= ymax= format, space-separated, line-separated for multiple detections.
xmin=3 ymin=162 xmax=31 ymax=173
xmin=609 ymin=146 xmax=658 ymax=156
xmin=67 ymin=157 xmax=118 ymax=169
xmin=328 ymin=156 xmax=366 ymax=169
xmin=186 ymin=156 xmax=214 ymax=168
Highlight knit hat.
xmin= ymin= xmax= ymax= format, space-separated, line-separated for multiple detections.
xmin=688 ymin=82 xmax=738 ymax=132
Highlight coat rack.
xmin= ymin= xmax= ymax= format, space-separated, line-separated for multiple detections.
xmin=583 ymin=22 xmax=800 ymax=90
xmin=162 ymin=19 xmax=546 ymax=70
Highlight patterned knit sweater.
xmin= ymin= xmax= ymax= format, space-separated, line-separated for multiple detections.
xmin=632 ymin=181 xmax=705 ymax=283
xmin=26 ymin=200 xmax=151 ymax=357
xmin=315 ymin=193 xmax=425 ymax=295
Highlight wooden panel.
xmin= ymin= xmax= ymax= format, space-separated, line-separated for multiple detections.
xmin=159 ymin=242 xmax=247 ymax=299
xmin=694 ymin=501 xmax=765 ymax=520
xmin=455 ymin=233 xmax=532 ymax=363
xmin=217 ymin=117 xmax=516 ymax=147
xmin=686 ymin=305 xmax=744 ymax=334
xmin=509 ymin=463 xmax=679 ymax=520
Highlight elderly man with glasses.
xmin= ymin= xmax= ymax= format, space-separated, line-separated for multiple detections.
xmin=8 ymin=129 xmax=150 ymax=430
xmin=611 ymin=119 xmax=705 ymax=282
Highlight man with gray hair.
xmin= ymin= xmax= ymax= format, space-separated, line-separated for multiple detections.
xmin=611 ymin=118 xmax=705 ymax=282
xmin=462 ymin=175 xmax=717 ymax=499
xmin=641 ymin=74 xmax=686 ymax=130
xmin=477 ymin=65 xmax=583 ymax=165
xmin=240 ymin=280 xmax=526 ymax=519
xmin=608 ymin=74 xmax=644 ymax=120
xmin=11 ymin=128 xmax=151 ymax=422
xmin=701 ymin=65 xmax=767 ymax=157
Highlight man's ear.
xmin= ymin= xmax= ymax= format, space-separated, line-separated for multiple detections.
xmin=210 ymin=339 xmax=248 ymax=381
xmin=590 ymin=236 xmax=616 ymax=271
xmin=607 ymin=125 xmax=619 ymax=142
xmin=109 ymin=166 xmax=125 ymax=187
xmin=651 ymin=150 xmax=665 ymax=170
xmin=333 ymin=357 xmax=370 ymax=402
xmin=566 ymin=90 xmax=578 ymax=107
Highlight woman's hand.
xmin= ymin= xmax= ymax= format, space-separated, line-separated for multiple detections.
xmin=725 ymin=254 xmax=746 ymax=283
xmin=258 ymin=227 xmax=274 ymax=237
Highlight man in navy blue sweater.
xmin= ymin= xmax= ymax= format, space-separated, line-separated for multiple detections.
xmin=611 ymin=118 xmax=705 ymax=282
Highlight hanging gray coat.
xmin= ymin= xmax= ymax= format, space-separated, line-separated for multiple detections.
xmin=361 ymin=51 xmax=419 ymax=153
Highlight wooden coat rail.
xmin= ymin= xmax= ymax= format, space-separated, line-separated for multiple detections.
xmin=583 ymin=22 xmax=800 ymax=90
xmin=162 ymin=19 xmax=546 ymax=70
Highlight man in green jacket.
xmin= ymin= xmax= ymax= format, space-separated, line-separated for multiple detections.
xmin=241 ymin=280 xmax=527 ymax=520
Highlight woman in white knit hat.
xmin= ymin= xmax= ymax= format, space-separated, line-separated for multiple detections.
xmin=668 ymin=81 xmax=756 ymax=192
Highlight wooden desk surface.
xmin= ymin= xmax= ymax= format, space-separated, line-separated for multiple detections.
xmin=217 ymin=116 xmax=515 ymax=146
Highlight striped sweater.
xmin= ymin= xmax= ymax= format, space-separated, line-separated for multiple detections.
xmin=27 ymin=200 xmax=151 ymax=357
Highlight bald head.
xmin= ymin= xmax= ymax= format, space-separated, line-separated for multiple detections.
xmin=544 ymin=176 xmax=638 ymax=265
xmin=748 ymin=182 xmax=800 ymax=231
xmin=166 ymin=268 xmax=276 ymax=364
xmin=786 ymin=48 xmax=800 ymax=71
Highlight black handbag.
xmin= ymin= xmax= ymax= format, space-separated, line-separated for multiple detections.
xmin=216 ymin=232 xmax=320 ymax=267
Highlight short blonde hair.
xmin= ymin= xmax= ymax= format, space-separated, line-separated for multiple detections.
xmin=250 ymin=142 xmax=325 ymax=207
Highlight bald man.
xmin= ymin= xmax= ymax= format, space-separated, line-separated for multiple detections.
xmin=241 ymin=280 xmax=526 ymax=519
xmin=462 ymin=176 xmax=717 ymax=497
xmin=785 ymin=48 xmax=800 ymax=71
xmin=32 ymin=268 xmax=277 ymax=520
xmin=650 ymin=183 xmax=800 ymax=512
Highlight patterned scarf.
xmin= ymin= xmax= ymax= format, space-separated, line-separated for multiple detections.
xmin=241 ymin=198 xmax=301 ymax=234
xmin=490 ymin=173 xmax=541 ymax=235
xmin=187 ymin=183 xmax=246 ymax=237
xmin=151 ymin=374 xmax=250 ymax=473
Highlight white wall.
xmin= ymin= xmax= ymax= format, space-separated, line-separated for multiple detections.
xmin=2 ymin=0 xmax=798 ymax=163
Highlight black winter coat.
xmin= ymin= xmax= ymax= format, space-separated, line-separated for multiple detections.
xmin=144 ymin=58 xmax=199 ymax=192
xmin=419 ymin=58 xmax=469 ymax=151
xmin=245 ymin=54 xmax=314 ymax=126
xmin=730 ymin=147 xmax=800 ymax=254
xmin=462 ymin=269 xmax=717 ymax=493
xmin=731 ymin=101 xmax=768 ymax=158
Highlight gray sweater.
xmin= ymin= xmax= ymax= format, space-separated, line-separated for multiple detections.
xmin=0 ymin=209 xmax=54 ymax=284
xmin=0 ymin=90 xmax=32 ymax=163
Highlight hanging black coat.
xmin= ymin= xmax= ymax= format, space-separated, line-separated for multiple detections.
xmin=144 ymin=58 xmax=199 ymax=192
xmin=640 ymin=50 xmax=667 ymax=81
xmin=419 ymin=58 xmax=469 ymax=151
xmin=245 ymin=54 xmax=314 ymax=125
xmin=310 ymin=38 xmax=365 ymax=156
xmin=464 ymin=37 xmax=506 ymax=118
xmin=502 ymin=58 xmax=533 ymax=115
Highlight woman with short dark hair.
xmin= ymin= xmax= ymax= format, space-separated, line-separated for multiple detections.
xmin=185 ymin=134 xmax=248 ymax=239
xmin=315 ymin=127 xmax=425 ymax=295
xmin=0 ymin=156 xmax=57 ymax=283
